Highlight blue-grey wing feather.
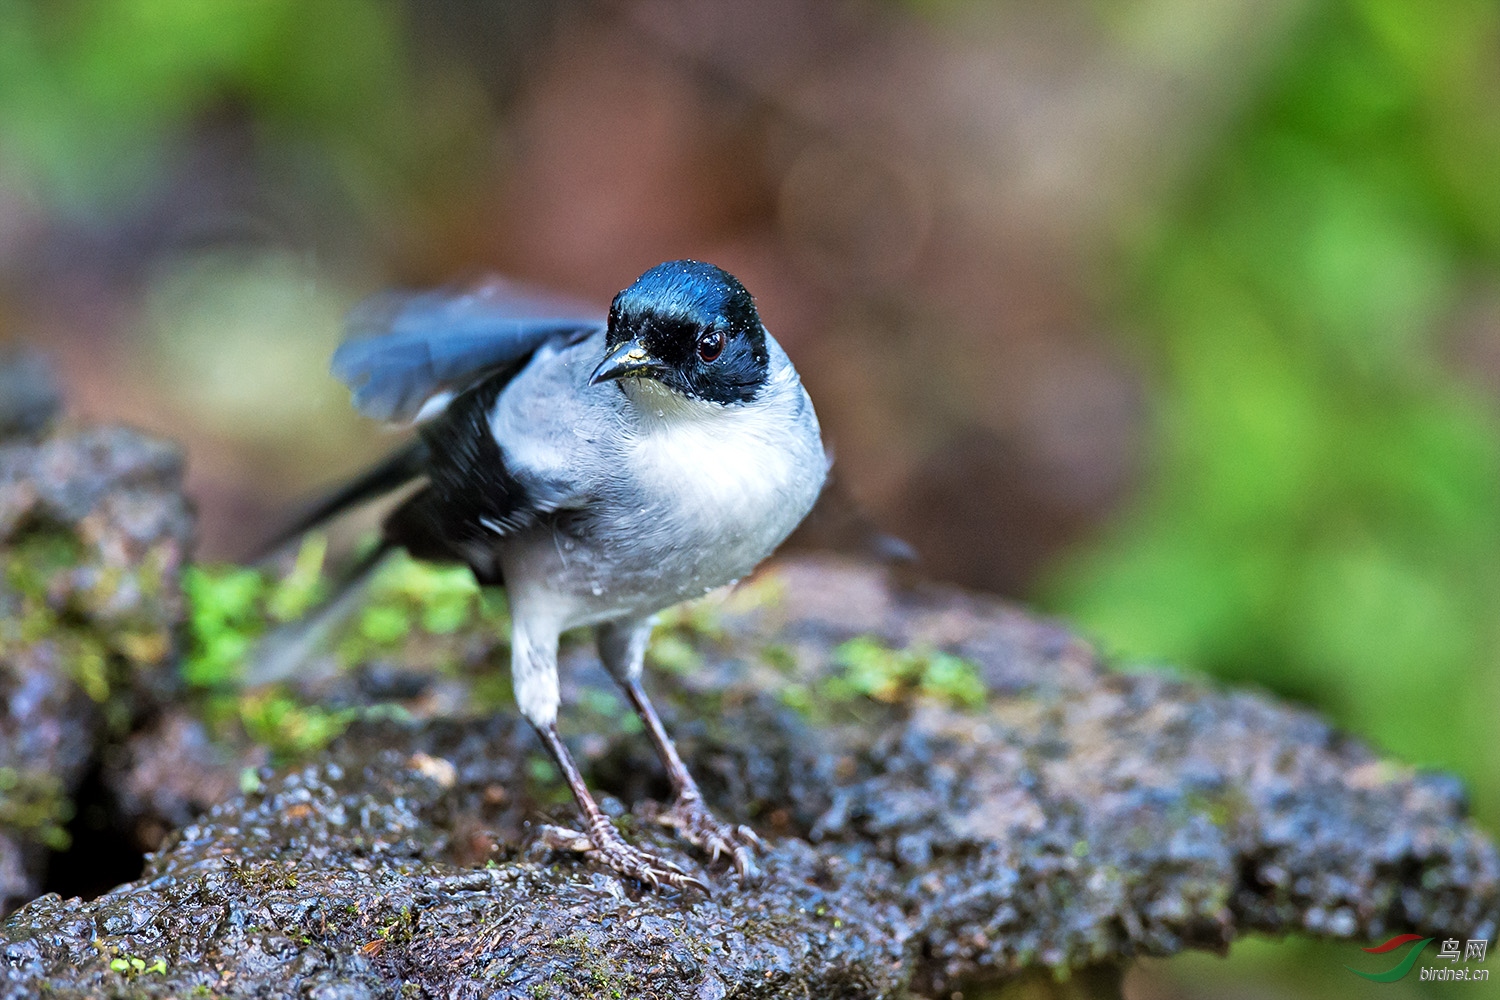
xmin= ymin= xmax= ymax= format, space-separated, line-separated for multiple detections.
xmin=332 ymin=279 xmax=604 ymax=422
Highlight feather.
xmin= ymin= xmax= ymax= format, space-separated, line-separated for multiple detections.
xmin=242 ymin=541 xmax=394 ymax=687
xmin=253 ymin=440 xmax=428 ymax=561
xmin=332 ymin=278 xmax=603 ymax=423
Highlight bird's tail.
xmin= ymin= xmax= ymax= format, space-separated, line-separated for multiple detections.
xmin=241 ymin=540 xmax=394 ymax=688
xmin=252 ymin=440 xmax=427 ymax=562
xmin=240 ymin=438 xmax=429 ymax=686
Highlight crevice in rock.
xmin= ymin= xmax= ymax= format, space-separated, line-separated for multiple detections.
xmin=40 ymin=762 xmax=144 ymax=902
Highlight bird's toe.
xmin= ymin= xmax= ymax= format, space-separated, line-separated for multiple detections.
xmin=597 ymin=840 xmax=708 ymax=894
xmin=541 ymin=815 xmax=710 ymax=894
xmin=656 ymin=794 xmax=762 ymax=877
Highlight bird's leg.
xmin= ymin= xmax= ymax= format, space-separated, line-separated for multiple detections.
xmin=622 ymin=675 xmax=765 ymax=874
xmin=529 ymin=721 xmax=707 ymax=893
xmin=599 ymin=619 xmax=762 ymax=876
xmin=511 ymin=614 xmax=705 ymax=893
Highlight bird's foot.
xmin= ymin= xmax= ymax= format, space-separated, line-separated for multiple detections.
xmin=537 ymin=820 xmax=709 ymax=894
xmin=653 ymin=792 xmax=762 ymax=877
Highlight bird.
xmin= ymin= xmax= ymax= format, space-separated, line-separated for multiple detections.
xmin=272 ymin=260 xmax=828 ymax=891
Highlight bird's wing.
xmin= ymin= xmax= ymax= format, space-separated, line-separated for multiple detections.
xmin=332 ymin=278 xmax=605 ymax=423
xmin=388 ymin=364 xmax=583 ymax=568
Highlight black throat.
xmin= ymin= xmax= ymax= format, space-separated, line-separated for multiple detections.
xmin=607 ymin=261 xmax=770 ymax=405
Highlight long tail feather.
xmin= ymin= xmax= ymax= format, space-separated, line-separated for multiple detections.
xmin=253 ymin=441 xmax=427 ymax=562
xmin=242 ymin=541 xmax=394 ymax=688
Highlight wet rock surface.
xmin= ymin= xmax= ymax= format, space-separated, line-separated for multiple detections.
xmin=2 ymin=551 xmax=1498 ymax=998
xmin=0 ymin=417 xmax=194 ymax=912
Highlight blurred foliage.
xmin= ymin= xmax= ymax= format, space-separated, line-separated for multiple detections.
xmin=182 ymin=538 xmax=344 ymax=761
xmin=358 ymin=553 xmax=492 ymax=643
xmin=3 ymin=529 xmax=140 ymax=709
xmin=182 ymin=538 xmax=506 ymax=762
xmin=1140 ymin=936 xmax=1444 ymax=1000
xmin=181 ymin=562 xmax=265 ymax=687
xmin=235 ymin=690 xmax=356 ymax=762
xmin=0 ymin=0 xmax=483 ymax=216
xmin=1049 ymin=0 xmax=1500 ymax=824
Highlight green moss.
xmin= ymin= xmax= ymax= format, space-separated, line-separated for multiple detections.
xmin=4 ymin=530 xmax=84 ymax=599
xmin=65 ymin=633 xmax=111 ymax=702
xmin=574 ymin=687 xmax=643 ymax=736
xmin=916 ymin=648 xmax=987 ymax=708
xmin=778 ymin=635 xmax=985 ymax=722
xmin=535 ymin=929 xmax=652 ymax=1000
xmin=524 ymin=754 xmax=571 ymax=806
xmin=376 ymin=554 xmax=484 ymax=635
xmin=238 ymin=766 xmax=263 ymax=795
xmin=824 ymin=636 xmax=986 ymax=710
xmin=135 ymin=543 xmax=169 ymax=601
xmin=470 ymin=672 xmax=516 ymax=712
xmin=654 ymin=595 xmax=726 ymax=643
xmin=777 ymin=683 xmax=815 ymax=716
xmin=181 ymin=563 xmax=270 ymax=687
xmin=2 ymin=578 xmax=116 ymax=709
xmin=2 ymin=529 xmax=126 ymax=701
xmin=641 ymin=596 xmax=732 ymax=678
xmin=333 ymin=550 xmax=501 ymax=666
xmin=184 ymin=536 xmax=346 ymax=686
xmin=107 ymin=953 xmax=167 ymax=978
xmin=357 ymin=604 xmax=409 ymax=646
xmin=179 ymin=541 xmax=446 ymax=761
xmin=647 ymin=633 xmax=701 ymax=675
xmin=0 ymin=765 xmax=74 ymax=850
xmin=760 ymin=643 xmax=797 ymax=675
xmin=237 ymin=691 xmax=355 ymax=761
xmin=1177 ymin=788 xmax=1247 ymax=830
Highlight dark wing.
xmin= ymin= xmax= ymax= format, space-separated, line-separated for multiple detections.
xmin=331 ymin=278 xmax=604 ymax=423
xmin=259 ymin=278 xmax=599 ymax=557
xmin=379 ymin=370 xmax=550 ymax=585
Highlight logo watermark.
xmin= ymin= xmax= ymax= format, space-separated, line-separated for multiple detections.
xmin=1345 ymin=934 xmax=1490 ymax=984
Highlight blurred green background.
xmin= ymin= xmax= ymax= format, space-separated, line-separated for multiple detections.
xmin=1 ymin=1 xmax=1497 ymax=996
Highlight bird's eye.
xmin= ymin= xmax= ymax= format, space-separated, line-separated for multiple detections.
xmin=697 ymin=329 xmax=725 ymax=363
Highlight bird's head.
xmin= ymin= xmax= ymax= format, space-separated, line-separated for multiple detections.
xmin=590 ymin=260 xmax=770 ymax=406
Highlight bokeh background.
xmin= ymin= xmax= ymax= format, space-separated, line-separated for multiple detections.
xmin=2 ymin=1 xmax=1498 ymax=996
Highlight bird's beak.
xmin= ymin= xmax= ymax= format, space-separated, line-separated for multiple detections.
xmin=590 ymin=338 xmax=663 ymax=385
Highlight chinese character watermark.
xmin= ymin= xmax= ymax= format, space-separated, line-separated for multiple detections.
xmin=1346 ymin=934 xmax=1491 ymax=983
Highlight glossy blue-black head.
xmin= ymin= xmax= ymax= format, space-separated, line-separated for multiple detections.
xmin=590 ymin=260 xmax=770 ymax=404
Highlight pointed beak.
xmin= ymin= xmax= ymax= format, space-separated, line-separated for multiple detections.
xmin=590 ymin=338 xmax=663 ymax=385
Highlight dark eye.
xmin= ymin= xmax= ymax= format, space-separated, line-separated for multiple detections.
xmin=697 ymin=328 xmax=725 ymax=363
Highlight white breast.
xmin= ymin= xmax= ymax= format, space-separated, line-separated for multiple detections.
xmin=492 ymin=342 xmax=828 ymax=630
xmin=619 ymin=373 xmax=824 ymax=565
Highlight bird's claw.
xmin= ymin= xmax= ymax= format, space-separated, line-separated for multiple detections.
xmin=540 ymin=820 xmax=710 ymax=895
xmin=655 ymin=794 xmax=761 ymax=878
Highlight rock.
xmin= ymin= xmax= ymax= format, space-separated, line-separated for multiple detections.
xmin=0 ymin=351 xmax=62 ymax=442
xmin=103 ymin=711 xmax=266 ymax=853
xmin=2 ymin=556 xmax=1495 ymax=998
xmin=0 ymin=424 xmax=194 ymax=912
